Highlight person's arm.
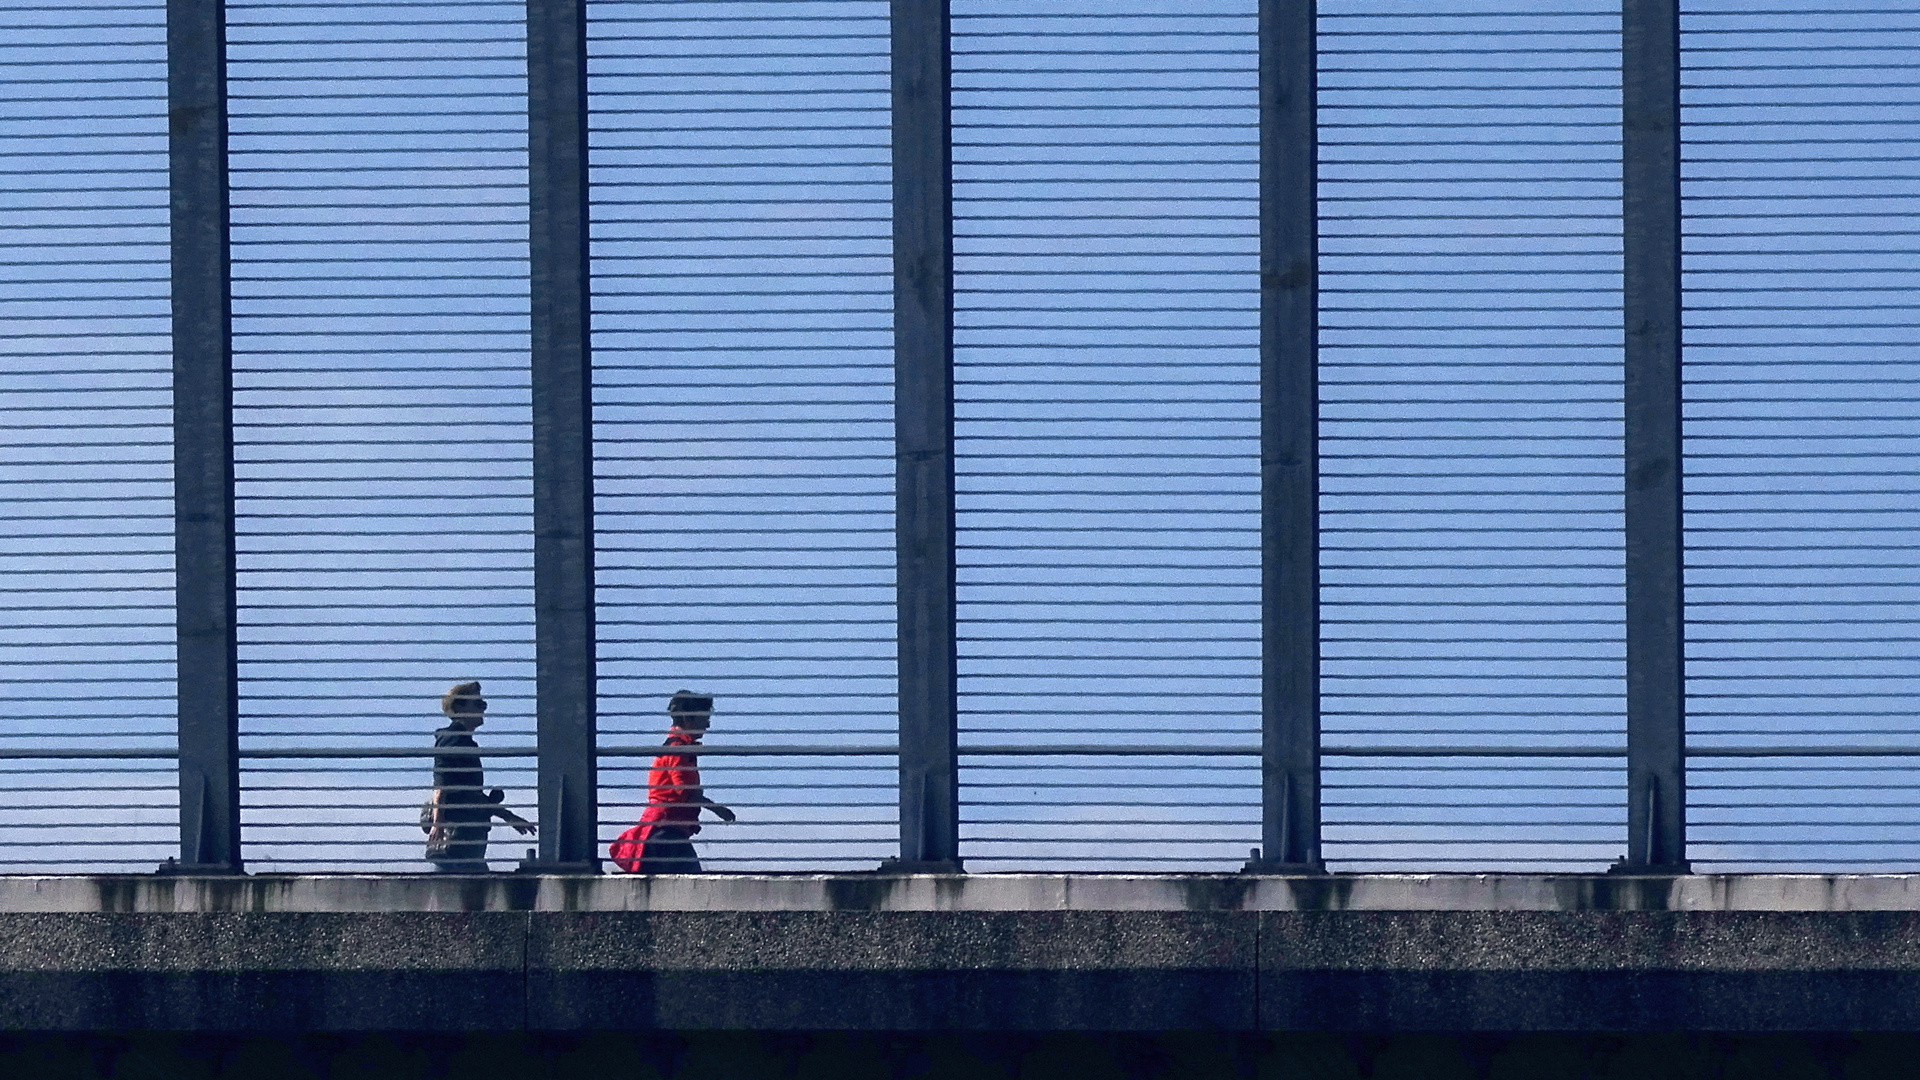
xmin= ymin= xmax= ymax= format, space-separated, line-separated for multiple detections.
xmin=698 ymin=792 xmax=735 ymax=823
xmin=483 ymin=789 xmax=537 ymax=835
xmin=489 ymin=805 xmax=537 ymax=835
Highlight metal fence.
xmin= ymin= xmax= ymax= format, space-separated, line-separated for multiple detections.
xmin=587 ymin=0 xmax=900 ymax=870
xmin=1 ymin=0 xmax=176 ymax=872
xmin=226 ymin=0 xmax=537 ymax=871
xmin=1 ymin=0 xmax=1915 ymax=875
xmin=950 ymin=0 xmax=1262 ymax=869
xmin=1681 ymin=1 xmax=1920 ymax=870
xmin=1317 ymin=1 xmax=1627 ymax=869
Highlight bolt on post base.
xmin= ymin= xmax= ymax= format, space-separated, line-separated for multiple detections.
xmin=1608 ymin=857 xmax=1692 ymax=876
xmin=1242 ymin=848 xmax=1327 ymax=875
xmin=155 ymin=858 xmax=243 ymax=875
xmin=875 ymin=858 xmax=965 ymax=874
xmin=517 ymin=857 xmax=602 ymax=875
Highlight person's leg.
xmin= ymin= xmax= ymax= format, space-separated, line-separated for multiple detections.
xmin=425 ymin=810 xmax=485 ymax=869
xmin=641 ymin=839 xmax=702 ymax=873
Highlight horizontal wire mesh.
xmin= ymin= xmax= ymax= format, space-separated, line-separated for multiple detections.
xmin=227 ymin=0 xmax=537 ymax=871
xmin=588 ymin=0 xmax=899 ymax=871
xmin=951 ymin=0 xmax=1262 ymax=870
xmin=1316 ymin=0 xmax=1628 ymax=870
xmin=21 ymin=1 xmax=1920 ymax=876
xmin=1682 ymin=2 xmax=1920 ymax=869
xmin=0 ymin=0 xmax=176 ymax=871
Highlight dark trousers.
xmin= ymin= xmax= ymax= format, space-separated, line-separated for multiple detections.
xmin=640 ymin=838 xmax=703 ymax=873
xmin=429 ymin=859 xmax=490 ymax=874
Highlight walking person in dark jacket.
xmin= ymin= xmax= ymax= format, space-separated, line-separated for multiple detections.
xmin=423 ymin=681 xmax=534 ymax=872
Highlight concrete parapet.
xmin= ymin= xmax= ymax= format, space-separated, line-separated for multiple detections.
xmin=4 ymin=876 xmax=1920 ymax=1031
xmin=10 ymin=872 xmax=1920 ymax=914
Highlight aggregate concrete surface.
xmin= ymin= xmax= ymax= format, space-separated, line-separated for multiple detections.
xmin=3 ymin=875 xmax=1920 ymax=1031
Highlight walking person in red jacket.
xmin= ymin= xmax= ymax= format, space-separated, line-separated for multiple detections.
xmin=609 ymin=690 xmax=735 ymax=872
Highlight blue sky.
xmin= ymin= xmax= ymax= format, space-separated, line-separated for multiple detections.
xmin=2 ymin=0 xmax=1918 ymax=872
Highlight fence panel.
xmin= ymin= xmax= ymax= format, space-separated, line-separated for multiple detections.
xmin=0 ymin=0 xmax=176 ymax=874
xmin=22 ymin=0 xmax=1920 ymax=877
xmin=227 ymin=0 xmax=536 ymax=871
xmin=950 ymin=0 xmax=1262 ymax=870
xmin=1316 ymin=0 xmax=1628 ymax=870
xmin=1682 ymin=2 xmax=1920 ymax=870
xmin=588 ymin=0 xmax=899 ymax=871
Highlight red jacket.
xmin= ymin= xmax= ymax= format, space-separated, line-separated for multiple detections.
xmin=609 ymin=731 xmax=701 ymax=872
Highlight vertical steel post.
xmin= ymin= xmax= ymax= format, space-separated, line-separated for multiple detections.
xmin=526 ymin=0 xmax=598 ymax=871
xmin=1249 ymin=0 xmax=1323 ymax=873
xmin=1621 ymin=0 xmax=1687 ymax=871
xmin=166 ymin=0 xmax=241 ymax=874
xmin=890 ymin=0 xmax=960 ymax=870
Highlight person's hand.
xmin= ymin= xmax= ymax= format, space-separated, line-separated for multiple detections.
xmin=710 ymin=803 xmax=736 ymax=824
xmin=513 ymin=821 xmax=537 ymax=836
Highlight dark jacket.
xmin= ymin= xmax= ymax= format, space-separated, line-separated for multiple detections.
xmin=431 ymin=725 xmax=494 ymax=862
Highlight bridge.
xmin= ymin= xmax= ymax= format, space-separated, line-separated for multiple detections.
xmin=9 ymin=0 xmax=1920 ymax=1071
xmin=6 ymin=871 xmax=1920 ymax=1034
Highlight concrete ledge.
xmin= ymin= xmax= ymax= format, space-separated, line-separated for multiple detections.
xmin=7 ymin=877 xmax=1920 ymax=1031
xmin=11 ymin=872 xmax=1920 ymax=913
